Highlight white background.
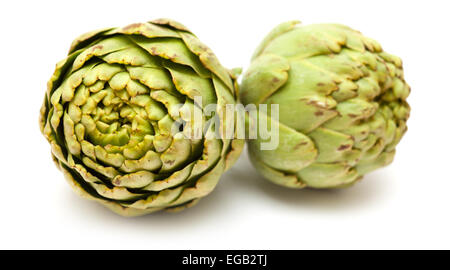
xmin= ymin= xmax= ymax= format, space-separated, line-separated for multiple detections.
xmin=1 ymin=0 xmax=449 ymax=249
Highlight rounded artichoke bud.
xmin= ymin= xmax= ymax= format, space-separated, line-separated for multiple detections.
xmin=40 ymin=19 xmax=244 ymax=216
xmin=240 ymin=21 xmax=410 ymax=189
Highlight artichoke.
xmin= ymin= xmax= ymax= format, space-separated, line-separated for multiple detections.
xmin=39 ymin=19 xmax=243 ymax=216
xmin=241 ymin=21 xmax=410 ymax=188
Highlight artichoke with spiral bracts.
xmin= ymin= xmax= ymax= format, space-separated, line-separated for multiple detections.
xmin=240 ymin=21 xmax=410 ymax=188
xmin=40 ymin=19 xmax=244 ymax=216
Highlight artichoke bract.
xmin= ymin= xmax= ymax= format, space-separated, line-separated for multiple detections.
xmin=40 ymin=19 xmax=244 ymax=216
xmin=241 ymin=21 xmax=410 ymax=188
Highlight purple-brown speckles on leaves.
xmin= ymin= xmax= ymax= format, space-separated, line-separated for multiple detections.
xmin=165 ymin=160 xmax=175 ymax=165
xmin=338 ymin=144 xmax=351 ymax=151
xmin=92 ymin=44 xmax=104 ymax=50
xmin=293 ymin=141 xmax=308 ymax=150
xmin=123 ymin=23 xmax=143 ymax=31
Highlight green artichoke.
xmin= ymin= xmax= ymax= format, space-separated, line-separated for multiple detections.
xmin=241 ymin=21 xmax=410 ymax=188
xmin=40 ymin=19 xmax=244 ymax=216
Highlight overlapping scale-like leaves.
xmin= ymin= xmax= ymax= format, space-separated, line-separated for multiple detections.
xmin=240 ymin=21 xmax=410 ymax=188
xmin=40 ymin=19 xmax=244 ymax=216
